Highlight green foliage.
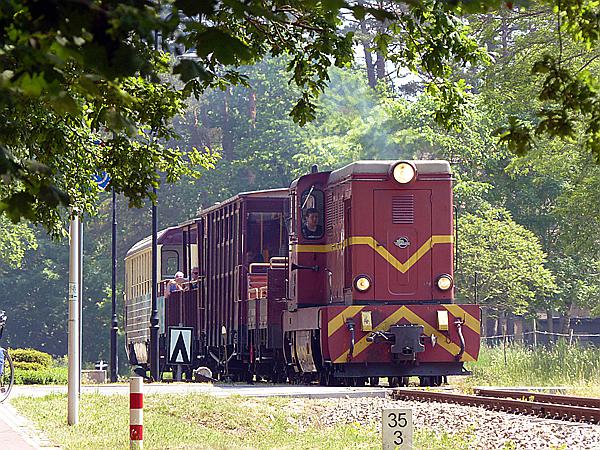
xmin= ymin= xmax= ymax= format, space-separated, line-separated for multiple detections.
xmin=13 ymin=361 xmax=44 ymax=372
xmin=0 ymin=216 xmax=36 ymax=268
xmin=14 ymin=367 xmax=68 ymax=385
xmin=8 ymin=348 xmax=67 ymax=384
xmin=0 ymin=0 xmax=511 ymax=233
xmin=456 ymin=209 xmax=556 ymax=314
xmin=472 ymin=1 xmax=600 ymax=161
xmin=10 ymin=348 xmax=53 ymax=369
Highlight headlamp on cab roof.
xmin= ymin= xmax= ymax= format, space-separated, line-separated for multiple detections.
xmin=392 ymin=161 xmax=417 ymax=184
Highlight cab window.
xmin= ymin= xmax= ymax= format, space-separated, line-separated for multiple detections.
xmin=300 ymin=188 xmax=324 ymax=239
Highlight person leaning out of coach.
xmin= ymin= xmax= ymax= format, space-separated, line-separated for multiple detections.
xmin=166 ymin=271 xmax=186 ymax=297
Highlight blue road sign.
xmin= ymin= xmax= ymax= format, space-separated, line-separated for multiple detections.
xmin=93 ymin=172 xmax=111 ymax=190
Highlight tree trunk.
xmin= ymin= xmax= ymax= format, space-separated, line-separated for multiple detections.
xmin=222 ymin=87 xmax=234 ymax=161
xmin=501 ymin=12 xmax=509 ymax=59
xmin=481 ymin=307 xmax=488 ymax=338
xmin=357 ymin=0 xmax=377 ymax=88
xmin=498 ymin=314 xmax=506 ymax=346
xmin=375 ymin=51 xmax=386 ymax=81
xmin=546 ymin=309 xmax=554 ymax=344
xmin=560 ymin=308 xmax=572 ymax=336
xmin=191 ymin=108 xmax=213 ymax=154
xmin=363 ymin=42 xmax=377 ymax=88
xmin=513 ymin=316 xmax=524 ymax=344
xmin=492 ymin=315 xmax=499 ymax=342
xmin=358 ymin=18 xmax=377 ymax=88
xmin=249 ymin=90 xmax=257 ymax=128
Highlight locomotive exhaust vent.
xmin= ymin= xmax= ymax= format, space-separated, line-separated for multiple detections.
xmin=392 ymin=195 xmax=414 ymax=224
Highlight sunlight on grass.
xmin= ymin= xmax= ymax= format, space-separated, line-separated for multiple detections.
xmin=12 ymin=393 xmax=472 ymax=450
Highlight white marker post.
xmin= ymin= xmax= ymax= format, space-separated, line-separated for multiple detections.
xmin=382 ymin=408 xmax=412 ymax=450
xmin=67 ymin=214 xmax=80 ymax=425
xmin=130 ymin=377 xmax=144 ymax=449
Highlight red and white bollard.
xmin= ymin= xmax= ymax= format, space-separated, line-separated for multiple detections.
xmin=130 ymin=377 xmax=143 ymax=450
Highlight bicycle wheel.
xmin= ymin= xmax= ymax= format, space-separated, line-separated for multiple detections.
xmin=0 ymin=349 xmax=14 ymax=402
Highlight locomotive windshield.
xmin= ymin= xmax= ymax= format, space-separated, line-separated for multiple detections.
xmin=300 ymin=189 xmax=324 ymax=239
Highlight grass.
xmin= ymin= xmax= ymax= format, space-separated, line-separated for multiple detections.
xmin=462 ymin=341 xmax=600 ymax=395
xmin=11 ymin=393 xmax=475 ymax=450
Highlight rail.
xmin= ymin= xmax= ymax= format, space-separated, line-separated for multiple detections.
xmin=391 ymin=388 xmax=600 ymax=424
xmin=474 ymin=388 xmax=600 ymax=409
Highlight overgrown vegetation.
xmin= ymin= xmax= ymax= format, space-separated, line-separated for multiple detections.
xmin=464 ymin=342 xmax=600 ymax=388
xmin=11 ymin=393 xmax=477 ymax=450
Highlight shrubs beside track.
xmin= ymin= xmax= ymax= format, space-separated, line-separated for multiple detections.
xmin=10 ymin=348 xmax=67 ymax=385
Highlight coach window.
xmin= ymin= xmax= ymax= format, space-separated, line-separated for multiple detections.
xmin=161 ymin=249 xmax=180 ymax=279
xmin=300 ymin=188 xmax=324 ymax=240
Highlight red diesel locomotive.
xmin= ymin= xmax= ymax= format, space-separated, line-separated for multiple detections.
xmin=124 ymin=160 xmax=480 ymax=386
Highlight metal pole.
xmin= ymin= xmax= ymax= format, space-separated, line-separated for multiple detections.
xmin=149 ymin=25 xmax=161 ymax=383
xmin=78 ymin=219 xmax=83 ymax=394
xmin=111 ymin=188 xmax=118 ymax=382
xmin=68 ymin=213 xmax=80 ymax=425
xmin=150 ymin=187 xmax=159 ymax=381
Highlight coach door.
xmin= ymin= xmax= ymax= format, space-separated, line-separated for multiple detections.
xmin=373 ymin=190 xmax=432 ymax=301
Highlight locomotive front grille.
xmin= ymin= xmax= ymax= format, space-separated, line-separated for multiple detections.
xmin=392 ymin=195 xmax=415 ymax=224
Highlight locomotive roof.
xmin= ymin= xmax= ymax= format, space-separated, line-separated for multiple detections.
xmin=327 ymin=160 xmax=450 ymax=185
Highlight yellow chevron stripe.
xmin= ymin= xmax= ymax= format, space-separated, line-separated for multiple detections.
xmin=327 ymin=306 xmax=365 ymax=337
xmin=443 ymin=305 xmax=480 ymax=334
xmin=401 ymin=308 xmax=476 ymax=362
xmin=335 ymin=307 xmax=409 ymax=363
xmin=334 ymin=307 xmax=475 ymax=363
xmin=296 ymin=235 xmax=453 ymax=274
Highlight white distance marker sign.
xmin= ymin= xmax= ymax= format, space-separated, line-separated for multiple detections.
xmin=382 ymin=408 xmax=413 ymax=450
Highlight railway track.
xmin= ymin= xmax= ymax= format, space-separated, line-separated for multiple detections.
xmin=391 ymin=387 xmax=600 ymax=424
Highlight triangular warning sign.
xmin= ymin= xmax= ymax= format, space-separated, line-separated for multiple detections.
xmin=172 ymin=332 xmax=188 ymax=363
xmin=169 ymin=327 xmax=192 ymax=365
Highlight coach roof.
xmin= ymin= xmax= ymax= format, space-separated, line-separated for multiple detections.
xmin=327 ymin=160 xmax=450 ymax=185
xmin=200 ymin=187 xmax=288 ymax=215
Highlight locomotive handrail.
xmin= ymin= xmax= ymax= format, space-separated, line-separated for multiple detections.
xmin=249 ymin=263 xmax=270 ymax=273
xmin=269 ymin=257 xmax=288 ymax=269
xmin=234 ymin=265 xmax=241 ymax=303
xmin=249 ymin=259 xmax=287 ymax=274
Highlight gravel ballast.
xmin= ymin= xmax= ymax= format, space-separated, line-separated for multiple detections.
xmin=291 ymin=395 xmax=600 ymax=449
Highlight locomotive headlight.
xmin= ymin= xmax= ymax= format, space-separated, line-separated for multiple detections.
xmin=436 ymin=274 xmax=453 ymax=291
xmin=354 ymin=275 xmax=371 ymax=292
xmin=392 ymin=162 xmax=416 ymax=184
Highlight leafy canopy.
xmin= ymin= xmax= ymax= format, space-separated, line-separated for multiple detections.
xmin=2 ymin=0 xmax=600 ymax=235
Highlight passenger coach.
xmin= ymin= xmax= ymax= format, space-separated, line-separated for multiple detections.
xmin=124 ymin=160 xmax=480 ymax=386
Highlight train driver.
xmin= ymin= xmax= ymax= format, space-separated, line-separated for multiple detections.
xmin=302 ymin=207 xmax=323 ymax=239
